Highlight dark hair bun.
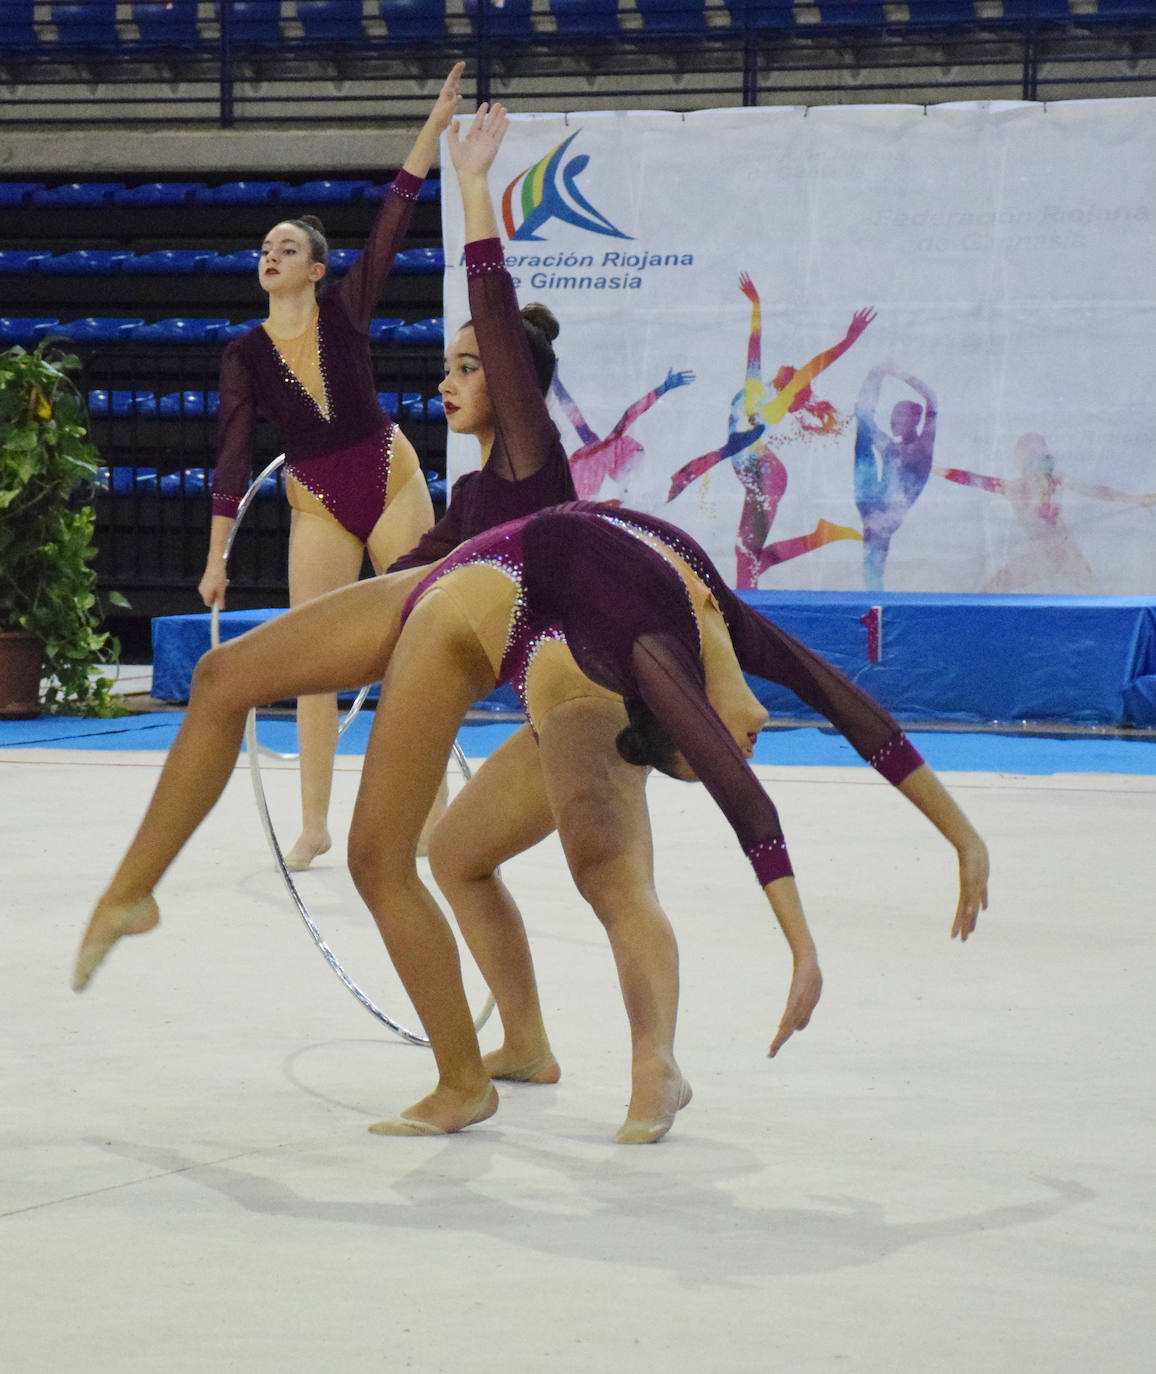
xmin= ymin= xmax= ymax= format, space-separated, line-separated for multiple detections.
xmin=521 ymin=301 xmax=560 ymax=343
xmin=299 ymin=214 xmax=326 ymax=235
xmin=615 ymin=725 xmax=651 ymax=768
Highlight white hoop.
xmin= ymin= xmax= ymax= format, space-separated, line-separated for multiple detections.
xmin=209 ymin=453 xmax=496 ymax=1045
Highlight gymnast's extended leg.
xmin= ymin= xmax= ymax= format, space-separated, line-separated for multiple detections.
xmin=427 ymin=723 xmax=561 ymax=1083
xmin=72 ymin=568 xmax=427 ymax=991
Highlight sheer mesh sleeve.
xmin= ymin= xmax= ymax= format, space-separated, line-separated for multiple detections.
xmin=465 ymin=238 xmax=564 ymax=483
xmin=724 ymin=599 xmax=923 ymax=785
xmin=631 ymin=633 xmax=794 ymax=885
xmin=333 ymin=171 xmax=422 ymax=335
xmin=211 ymin=341 xmax=257 ymax=518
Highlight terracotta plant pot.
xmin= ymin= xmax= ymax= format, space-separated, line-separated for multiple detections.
xmin=0 ymin=631 xmax=44 ymax=720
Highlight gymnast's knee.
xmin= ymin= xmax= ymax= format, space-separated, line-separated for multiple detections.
xmin=347 ymin=826 xmax=411 ymax=905
xmin=558 ymin=794 xmax=645 ymax=914
xmin=188 ymin=643 xmax=246 ymax=712
xmin=426 ymin=824 xmax=492 ymax=892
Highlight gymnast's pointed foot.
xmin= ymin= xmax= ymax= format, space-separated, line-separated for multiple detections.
xmin=368 ymin=1082 xmax=499 ymax=1137
xmin=72 ymin=894 xmax=160 ymax=991
xmin=283 ymin=826 xmax=332 ymax=872
xmin=482 ymin=1043 xmax=561 ymax=1084
xmin=615 ymin=1073 xmax=693 ymax=1146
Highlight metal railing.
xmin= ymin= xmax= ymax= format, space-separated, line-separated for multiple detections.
xmin=1 ymin=3 xmax=1154 ymax=126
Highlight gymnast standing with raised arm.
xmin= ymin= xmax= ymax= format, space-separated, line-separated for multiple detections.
xmin=196 ymin=65 xmax=463 ymax=871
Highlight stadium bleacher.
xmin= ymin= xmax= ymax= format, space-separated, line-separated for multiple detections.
xmin=3 ymin=0 xmax=1155 ymax=623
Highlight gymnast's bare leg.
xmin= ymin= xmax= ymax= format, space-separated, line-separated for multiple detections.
xmin=433 ymin=700 xmax=690 ymax=1142
xmin=72 ymin=567 xmax=428 ymax=991
xmin=538 ymin=698 xmax=690 ymax=1143
xmin=427 ymin=723 xmax=562 ymax=1084
xmin=284 ymin=433 xmax=435 ymax=870
xmin=347 ymin=590 xmax=499 ymax=1135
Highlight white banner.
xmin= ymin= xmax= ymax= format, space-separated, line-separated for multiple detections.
xmin=442 ymin=99 xmax=1156 ymax=594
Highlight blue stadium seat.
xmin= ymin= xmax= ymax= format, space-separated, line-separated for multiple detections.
xmin=159 ymin=391 xmax=220 ymax=417
xmin=998 ymin=2 xmax=1072 ymax=20
xmin=296 ymin=1 xmax=364 ymax=42
xmin=813 ymin=2 xmax=887 ymax=29
xmin=549 ymin=0 xmax=619 ymax=36
xmin=38 ymin=250 xmax=131 ymax=276
xmin=86 ymin=390 xmax=159 ymax=418
xmin=392 ymin=317 xmax=443 ymax=345
xmin=121 ymin=250 xmax=214 ymax=275
xmin=0 ymin=183 xmax=44 ymax=206
xmin=902 ymin=2 xmax=978 ymax=29
xmin=635 ymin=0 xmax=707 ymax=33
xmin=368 ymin=317 xmax=405 ymax=341
xmin=281 ymin=179 xmax=375 ymax=204
xmin=132 ymin=318 xmax=231 ymax=343
xmin=401 ymin=395 xmax=439 ymax=421
xmin=194 ymin=180 xmax=288 ymax=205
xmin=214 ymin=2 xmax=284 ymax=48
xmin=132 ymin=1 xmax=201 ymax=47
xmin=114 ymin=182 xmax=206 ymax=205
xmin=0 ymin=2 xmax=38 ymax=52
xmin=205 ymin=250 xmax=262 ymax=275
xmin=464 ymin=0 xmax=535 ymax=39
xmin=159 ymin=469 xmax=209 ymax=497
xmin=325 ymin=248 xmax=361 ymax=274
xmin=0 ymin=251 xmax=49 ymax=274
xmin=395 ymin=246 xmax=444 ymax=274
xmin=0 ymin=318 xmax=61 ymax=346
xmin=99 ymin=466 xmax=157 ymax=494
xmin=1090 ymin=1 xmax=1156 ymax=15
xmin=220 ymin=318 xmax=265 ymax=340
xmin=723 ymin=0 xmax=797 ymax=30
xmin=50 ymin=2 xmax=121 ymax=50
xmin=30 ymin=183 xmax=125 ymax=206
xmin=376 ymin=391 xmax=422 ymax=418
xmin=46 ymin=318 xmax=145 ymax=341
xmin=378 ymin=0 xmax=446 ymax=40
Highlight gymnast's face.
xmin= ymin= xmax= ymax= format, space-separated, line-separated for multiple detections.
xmin=440 ymin=327 xmax=495 ymax=442
xmin=258 ymin=223 xmax=325 ymax=296
xmin=667 ymin=603 xmax=770 ymax=782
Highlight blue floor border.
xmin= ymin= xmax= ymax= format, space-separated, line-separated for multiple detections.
xmin=4 ymin=712 xmax=1156 ymax=775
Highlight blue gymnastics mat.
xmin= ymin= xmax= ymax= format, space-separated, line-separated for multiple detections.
xmin=150 ymin=593 xmax=1156 ymax=727
xmin=4 ymin=711 xmax=1156 ymax=775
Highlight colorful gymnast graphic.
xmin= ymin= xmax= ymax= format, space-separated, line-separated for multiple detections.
xmin=502 ymin=130 xmax=631 ymax=242
xmin=853 ymin=362 xmax=938 ymax=591
xmin=553 ymin=367 xmax=695 ymax=501
xmin=936 ymin=433 xmax=1156 ymax=594
xmin=666 ymin=272 xmax=873 ymax=589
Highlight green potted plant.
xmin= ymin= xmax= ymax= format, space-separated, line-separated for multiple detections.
xmin=0 ymin=339 xmax=126 ymax=718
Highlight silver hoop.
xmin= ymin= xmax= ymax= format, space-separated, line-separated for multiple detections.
xmin=210 ymin=453 xmax=496 ymax=1045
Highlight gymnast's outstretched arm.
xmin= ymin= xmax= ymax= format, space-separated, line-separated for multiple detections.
xmin=72 ymin=565 xmax=431 ymax=991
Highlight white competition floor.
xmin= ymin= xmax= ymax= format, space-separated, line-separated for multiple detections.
xmin=3 ymin=713 xmax=1155 ymax=1372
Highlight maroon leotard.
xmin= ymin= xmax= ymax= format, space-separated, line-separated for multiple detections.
xmin=404 ymin=502 xmax=924 ymax=887
xmin=387 ymin=237 xmax=576 ymax=572
xmin=211 ymin=170 xmax=424 ymax=535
